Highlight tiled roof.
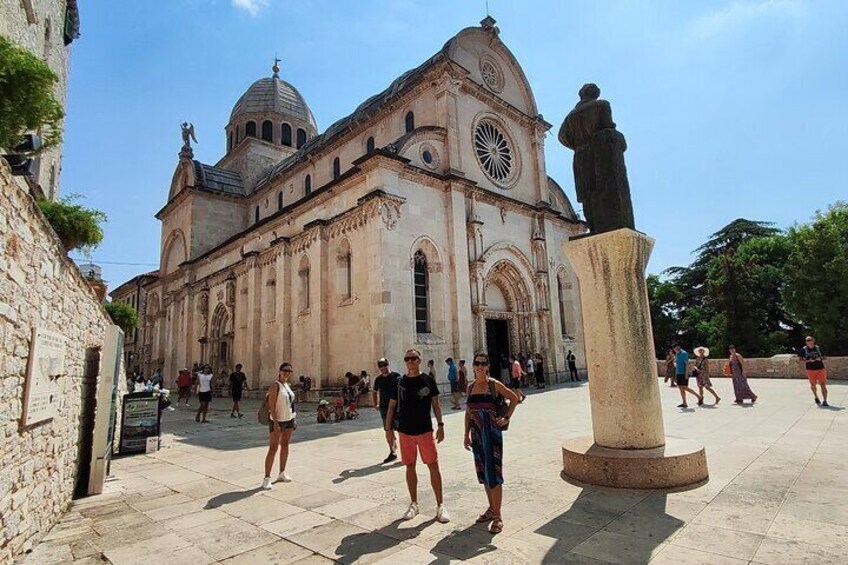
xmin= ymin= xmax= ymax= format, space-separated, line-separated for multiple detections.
xmin=193 ymin=161 xmax=244 ymax=197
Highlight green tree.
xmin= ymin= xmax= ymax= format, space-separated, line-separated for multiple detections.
xmin=104 ymin=302 xmax=139 ymax=335
xmin=784 ymin=203 xmax=848 ymax=355
xmin=0 ymin=36 xmax=64 ymax=150
xmin=38 ymin=195 xmax=107 ymax=252
xmin=646 ymin=274 xmax=682 ymax=357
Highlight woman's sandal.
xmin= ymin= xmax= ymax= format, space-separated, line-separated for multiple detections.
xmin=476 ymin=509 xmax=494 ymax=523
xmin=489 ymin=516 xmax=503 ymax=533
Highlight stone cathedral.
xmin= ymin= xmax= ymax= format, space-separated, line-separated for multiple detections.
xmin=128 ymin=18 xmax=586 ymax=388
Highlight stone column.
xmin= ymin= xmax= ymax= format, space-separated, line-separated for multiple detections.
xmin=562 ymin=228 xmax=707 ymax=488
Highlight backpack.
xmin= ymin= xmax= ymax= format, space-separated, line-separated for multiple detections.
xmin=258 ymin=382 xmax=281 ymax=425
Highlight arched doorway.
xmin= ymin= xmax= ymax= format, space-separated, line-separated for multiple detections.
xmin=482 ymin=260 xmax=534 ymax=376
xmin=209 ymin=303 xmax=233 ymax=376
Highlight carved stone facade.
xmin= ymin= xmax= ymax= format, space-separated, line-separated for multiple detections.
xmin=121 ymin=18 xmax=587 ymax=388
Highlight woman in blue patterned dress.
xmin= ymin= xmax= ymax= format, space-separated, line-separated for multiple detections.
xmin=463 ymin=352 xmax=519 ymax=533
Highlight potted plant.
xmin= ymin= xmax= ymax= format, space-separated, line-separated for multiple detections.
xmin=105 ymin=301 xmax=139 ymax=334
xmin=37 ymin=194 xmax=107 ymax=252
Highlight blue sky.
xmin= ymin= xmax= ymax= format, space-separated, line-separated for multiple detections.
xmin=63 ymin=0 xmax=848 ymax=288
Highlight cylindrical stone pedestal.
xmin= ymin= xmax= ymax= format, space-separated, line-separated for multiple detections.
xmin=563 ymin=228 xmax=708 ymax=488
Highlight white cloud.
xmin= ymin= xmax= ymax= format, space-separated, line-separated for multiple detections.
xmin=687 ymin=0 xmax=807 ymax=41
xmin=232 ymin=0 xmax=269 ymax=16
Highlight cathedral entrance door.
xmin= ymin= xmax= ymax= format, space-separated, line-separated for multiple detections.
xmin=485 ymin=318 xmax=510 ymax=381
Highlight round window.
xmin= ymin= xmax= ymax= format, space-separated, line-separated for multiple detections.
xmin=422 ymin=150 xmax=433 ymax=164
xmin=474 ymin=118 xmax=516 ymax=186
xmin=480 ymin=57 xmax=504 ymax=93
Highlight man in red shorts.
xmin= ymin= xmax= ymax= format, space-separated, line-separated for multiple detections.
xmin=799 ymin=336 xmax=829 ymax=407
xmin=385 ymin=348 xmax=449 ymax=523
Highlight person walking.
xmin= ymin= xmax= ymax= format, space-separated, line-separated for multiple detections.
xmin=510 ymin=356 xmax=526 ymax=402
xmin=464 ymin=352 xmax=520 ymax=534
xmin=798 ymin=336 xmax=829 ymax=407
xmin=384 ymin=348 xmax=449 ymax=523
xmin=524 ymin=355 xmax=535 ymax=389
xmin=727 ymin=345 xmax=757 ymax=405
xmin=261 ymin=363 xmax=297 ymax=488
xmin=229 ymin=363 xmax=249 ymax=418
xmin=372 ymin=358 xmax=399 ymax=463
xmin=195 ymin=364 xmax=214 ymax=423
xmin=692 ymin=347 xmax=720 ymax=405
xmin=566 ymin=350 xmax=579 ymax=382
xmin=664 ymin=349 xmax=677 ymax=387
xmin=446 ymin=358 xmax=461 ymax=410
xmin=427 ymin=359 xmax=436 ymax=381
xmin=176 ymin=368 xmax=192 ymax=407
xmin=673 ymin=345 xmax=703 ymax=408
xmin=458 ymin=360 xmax=468 ymax=395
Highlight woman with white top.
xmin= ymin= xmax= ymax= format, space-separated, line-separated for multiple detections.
xmin=195 ymin=364 xmax=214 ymax=423
xmin=262 ymin=363 xmax=297 ymax=489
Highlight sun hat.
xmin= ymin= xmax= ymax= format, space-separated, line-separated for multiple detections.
xmin=694 ymin=346 xmax=710 ymax=357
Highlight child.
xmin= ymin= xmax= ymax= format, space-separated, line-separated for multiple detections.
xmin=316 ymin=399 xmax=331 ymax=423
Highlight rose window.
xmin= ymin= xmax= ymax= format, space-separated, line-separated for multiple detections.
xmin=474 ymin=119 xmax=515 ymax=186
xmin=480 ymin=58 xmax=504 ymax=92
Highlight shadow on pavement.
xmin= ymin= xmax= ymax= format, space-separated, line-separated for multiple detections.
xmin=204 ymin=487 xmax=263 ymax=509
xmin=335 ymin=518 xmax=438 ymax=563
xmin=333 ymin=462 xmax=403 ymax=484
xmin=427 ymin=522 xmax=496 ymax=563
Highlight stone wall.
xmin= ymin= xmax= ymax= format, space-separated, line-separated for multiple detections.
xmin=656 ymin=356 xmax=848 ymax=380
xmin=0 ymin=161 xmax=121 ymax=564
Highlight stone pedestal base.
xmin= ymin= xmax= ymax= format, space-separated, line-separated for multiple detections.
xmin=562 ymin=436 xmax=708 ymax=489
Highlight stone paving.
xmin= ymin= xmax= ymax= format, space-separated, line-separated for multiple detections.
xmin=20 ymin=379 xmax=848 ymax=564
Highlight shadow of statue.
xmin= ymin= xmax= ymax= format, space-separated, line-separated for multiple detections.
xmin=536 ymin=476 xmax=689 ymax=564
xmin=334 ymin=518 xmax=436 ymax=563
xmin=332 ymin=461 xmax=403 ymax=484
xmin=203 ymin=487 xmax=262 ymax=509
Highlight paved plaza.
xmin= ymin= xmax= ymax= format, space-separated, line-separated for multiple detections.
xmin=22 ymin=379 xmax=848 ymax=565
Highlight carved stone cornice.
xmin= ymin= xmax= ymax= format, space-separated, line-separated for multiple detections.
xmin=289 ymin=226 xmax=321 ymax=255
xmin=432 ymin=71 xmax=463 ymax=97
xmin=233 ymin=256 xmax=257 ymax=278
xmin=258 ymin=244 xmax=283 ymax=267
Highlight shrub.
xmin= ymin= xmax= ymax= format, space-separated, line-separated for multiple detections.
xmin=0 ymin=36 xmax=64 ymax=151
xmin=37 ymin=195 xmax=107 ymax=252
xmin=105 ymin=301 xmax=139 ymax=334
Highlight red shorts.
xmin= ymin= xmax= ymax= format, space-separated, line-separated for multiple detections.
xmin=399 ymin=432 xmax=438 ymax=466
xmin=806 ymin=369 xmax=827 ymax=385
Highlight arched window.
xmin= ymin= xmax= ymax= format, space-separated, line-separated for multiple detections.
xmin=557 ymin=270 xmax=574 ymax=338
xmin=404 ymin=111 xmax=415 ymax=133
xmin=277 ymin=191 xmax=283 ymax=211
xmin=304 ymin=174 xmax=312 ymax=195
xmin=413 ymin=250 xmax=429 ymax=333
xmin=235 ymin=125 xmax=240 ymax=144
xmin=332 ymin=158 xmax=341 ymax=180
xmin=366 ymin=136 xmax=375 ymax=154
xmin=558 ymin=275 xmax=567 ymax=337
xmin=254 ymin=205 xmax=260 ymax=224
xmin=227 ymin=131 xmax=233 ymax=151
xmin=299 ymin=256 xmax=310 ymax=312
xmin=261 ymin=120 xmax=273 ymax=142
xmin=245 ymin=121 xmax=256 ymax=137
xmin=296 ymin=128 xmax=307 ymax=148
xmin=281 ymin=123 xmax=292 ymax=146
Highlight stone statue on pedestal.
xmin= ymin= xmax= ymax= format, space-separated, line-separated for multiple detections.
xmin=558 ymin=84 xmax=634 ymax=235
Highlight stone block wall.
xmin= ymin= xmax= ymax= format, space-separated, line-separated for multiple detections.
xmin=656 ymin=356 xmax=848 ymax=380
xmin=0 ymin=162 xmax=121 ymax=564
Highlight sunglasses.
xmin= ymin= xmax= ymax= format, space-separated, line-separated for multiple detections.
xmin=472 ymin=361 xmax=489 ymax=367
xmin=377 ymin=363 xmax=388 ymax=368
xmin=403 ymin=356 xmax=420 ymax=362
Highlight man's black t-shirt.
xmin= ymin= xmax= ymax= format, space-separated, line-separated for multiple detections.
xmin=373 ymin=371 xmax=400 ymax=411
xmin=567 ymin=353 xmax=577 ymax=367
xmin=229 ymin=371 xmax=247 ymax=394
xmin=800 ymin=346 xmax=825 ymax=370
xmin=390 ymin=373 xmax=439 ymax=435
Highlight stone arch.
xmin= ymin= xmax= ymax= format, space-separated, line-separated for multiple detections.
xmin=479 ymin=243 xmax=536 ymax=306
xmin=485 ymin=260 xmax=533 ymax=315
xmin=167 ymin=160 xmax=196 ymax=200
xmin=162 ymin=229 xmax=188 ymax=275
xmin=210 ymin=302 xmax=232 ymax=373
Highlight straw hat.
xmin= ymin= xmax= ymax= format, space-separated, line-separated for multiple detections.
xmin=694 ymin=346 xmax=710 ymax=357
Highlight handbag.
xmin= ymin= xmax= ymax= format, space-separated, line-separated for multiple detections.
xmin=488 ymin=378 xmax=510 ymax=431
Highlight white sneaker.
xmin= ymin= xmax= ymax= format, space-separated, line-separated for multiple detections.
xmin=261 ymin=477 xmax=272 ymax=490
xmin=403 ymin=501 xmax=420 ymax=520
xmin=436 ymin=504 xmax=450 ymax=523
xmin=276 ymin=472 xmax=292 ymax=483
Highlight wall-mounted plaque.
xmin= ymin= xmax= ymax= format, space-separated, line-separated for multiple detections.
xmin=23 ymin=327 xmax=66 ymax=426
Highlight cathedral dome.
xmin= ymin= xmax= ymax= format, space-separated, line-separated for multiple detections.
xmin=230 ymin=75 xmax=318 ymax=132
